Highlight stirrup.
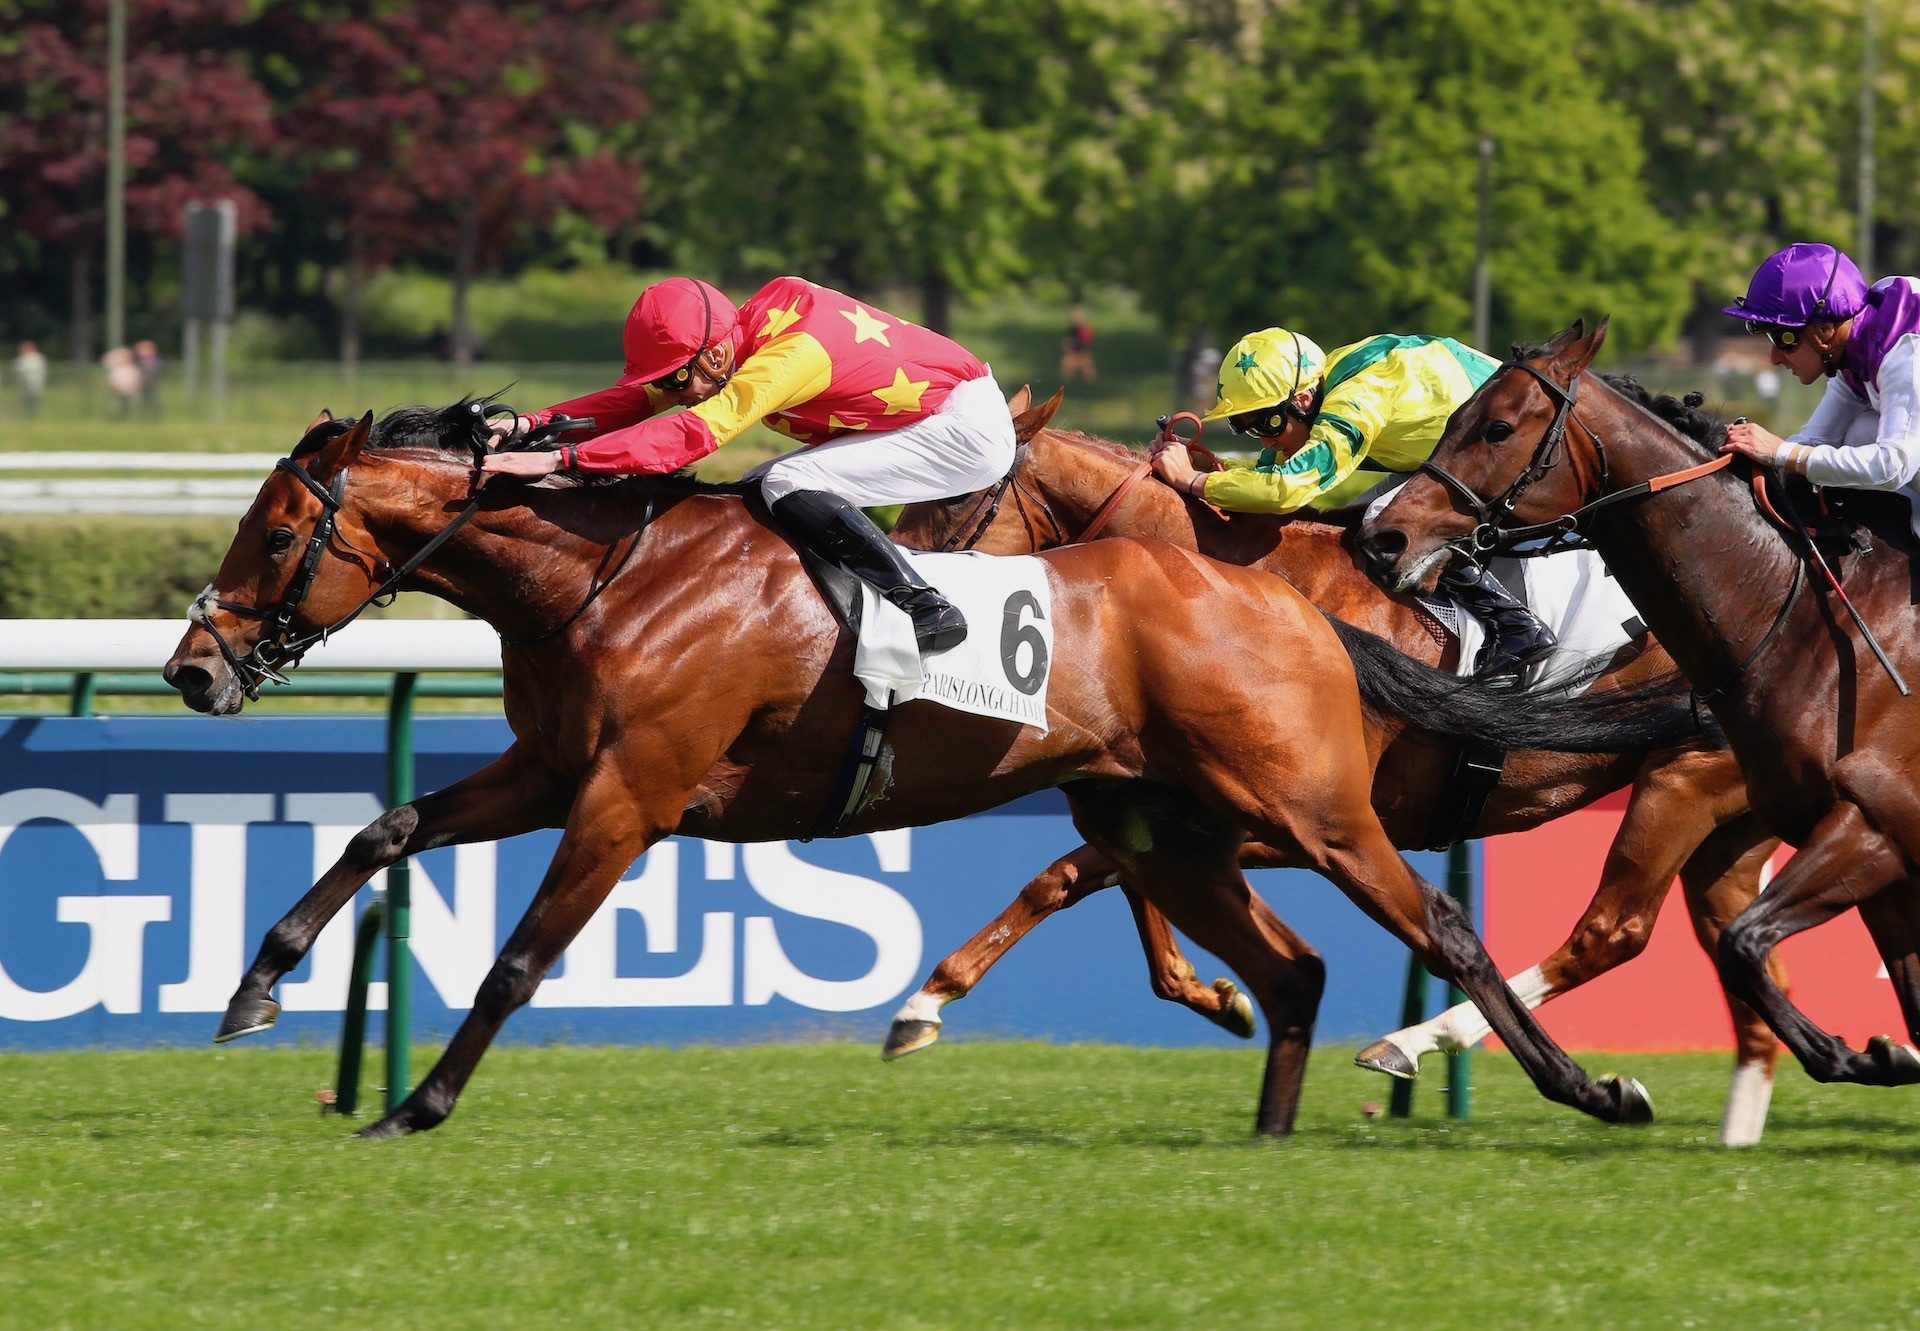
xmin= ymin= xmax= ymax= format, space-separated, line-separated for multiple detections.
xmin=1474 ymin=631 xmax=1556 ymax=684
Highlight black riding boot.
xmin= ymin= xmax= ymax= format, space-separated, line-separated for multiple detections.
xmin=1439 ymin=563 xmax=1557 ymax=682
xmin=770 ymin=490 xmax=968 ymax=654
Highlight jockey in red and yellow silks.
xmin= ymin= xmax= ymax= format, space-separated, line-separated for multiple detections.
xmin=481 ymin=276 xmax=1016 ymax=654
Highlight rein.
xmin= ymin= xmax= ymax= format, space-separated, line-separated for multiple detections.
xmin=936 ymin=441 xmax=1069 ymax=553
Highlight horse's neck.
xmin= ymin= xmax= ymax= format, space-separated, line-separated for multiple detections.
xmin=359 ymin=457 xmax=662 ymax=639
xmin=1581 ymin=399 xmax=1802 ymax=694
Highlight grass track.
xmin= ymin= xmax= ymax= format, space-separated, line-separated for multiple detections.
xmin=2 ymin=1044 xmax=1917 ymax=1330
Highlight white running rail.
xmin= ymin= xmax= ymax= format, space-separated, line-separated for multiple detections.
xmin=0 ymin=619 xmax=501 ymax=671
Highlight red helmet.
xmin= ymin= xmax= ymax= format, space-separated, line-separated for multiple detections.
xmin=617 ymin=278 xmax=740 ymax=387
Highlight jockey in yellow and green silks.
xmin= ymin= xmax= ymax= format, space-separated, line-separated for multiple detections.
xmin=1150 ymin=327 xmax=1558 ymax=681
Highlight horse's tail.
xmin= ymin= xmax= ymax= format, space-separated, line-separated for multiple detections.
xmin=1322 ymin=613 xmax=1723 ymax=754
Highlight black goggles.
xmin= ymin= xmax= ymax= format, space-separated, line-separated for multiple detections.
xmin=1227 ymin=407 xmax=1293 ymax=438
xmin=1745 ymin=320 xmax=1805 ymax=350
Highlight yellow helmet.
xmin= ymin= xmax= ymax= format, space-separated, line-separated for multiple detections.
xmin=1202 ymin=328 xmax=1326 ymax=424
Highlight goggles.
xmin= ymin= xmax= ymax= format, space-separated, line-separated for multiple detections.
xmin=1228 ymin=408 xmax=1292 ymax=439
xmin=1745 ymin=321 xmax=1805 ymax=350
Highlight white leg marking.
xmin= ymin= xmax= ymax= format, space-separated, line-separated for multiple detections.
xmin=1382 ymin=965 xmax=1554 ymax=1062
xmin=1719 ymin=1061 xmax=1774 ymax=1148
xmin=891 ymin=990 xmax=946 ymax=1027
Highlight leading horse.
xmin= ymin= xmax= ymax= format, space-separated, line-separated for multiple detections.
xmin=1359 ymin=320 xmax=1920 ymax=1090
xmin=163 ymin=403 xmax=1657 ymax=1139
xmin=887 ymin=406 xmax=1785 ymax=1142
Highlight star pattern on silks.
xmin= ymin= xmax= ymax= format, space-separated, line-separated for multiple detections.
xmin=872 ymin=367 xmax=931 ymax=415
xmin=760 ymin=300 xmax=805 ymax=341
xmin=1236 ymin=351 xmax=1259 ymax=372
xmin=828 ymin=413 xmax=868 ymax=432
xmin=841 ymin=304 xmax=892 ymax=346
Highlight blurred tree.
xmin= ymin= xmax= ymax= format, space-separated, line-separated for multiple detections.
xmin=0 ymin=0 xmax=273 ymax=362
xmin=247 ymin=0 xmax=652 ymax=371
xmin=1119 ymin=0 xmax=1689 ymax=358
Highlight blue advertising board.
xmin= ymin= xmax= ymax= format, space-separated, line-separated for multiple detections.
xmin=0 ymin=716 xmax=1460 ymax=1052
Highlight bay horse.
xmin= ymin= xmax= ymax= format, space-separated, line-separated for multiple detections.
xmin=162 ymin=402 xmax=1661 ymax=1140
xmin=1358 ymin=319 xmax=1920 ymax=1092
xmin=888 ymin=404 xmax=1786 ymax=1142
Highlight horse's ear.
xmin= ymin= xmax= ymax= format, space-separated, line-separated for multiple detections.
xmin=311 ymin=411 xmax=373 ymax=475
xmin=306 ymin=408 xmax=334 ymax=431
xmin=1005 ymin=384 xmax=1033 ymax=415
xmin=1011 ymin=387 xmax=1065 ymax=443
xmin=1549 ymin=317 xmax=1609 ymax=379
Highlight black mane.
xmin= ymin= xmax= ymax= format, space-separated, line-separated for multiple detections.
xmin=290 ymin=394 xmax=744 ymax=497
xmin=1598 ymin=373 xmax=1729 ymax=450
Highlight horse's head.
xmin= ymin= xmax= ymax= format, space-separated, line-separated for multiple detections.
xmin=164 ymin=409 xmax=393 ymax=714
xmin=1360 ymin=319 xmax=1608 ymax=594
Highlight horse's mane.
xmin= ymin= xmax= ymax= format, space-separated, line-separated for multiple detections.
xmin=291 ymin=394 xmax=744 ymax=498
xmin=1596 ymin=373 xmax=1728 ymax=452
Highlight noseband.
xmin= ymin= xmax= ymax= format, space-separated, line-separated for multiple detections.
xmin=189 ymin=457 xmax=488 ymax=700
xmin=1417 ymin=360 xmax=1604 ymax=558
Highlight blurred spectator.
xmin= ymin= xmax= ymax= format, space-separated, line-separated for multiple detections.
xmin=101 ymin=346 xmax=141 ymax=417
xmin=1186 ymin=334 xmax=1220 ymax=412
xmin=12 ymin=341 xmax=47 ymax=419
xmin=134 ymin=340 xmax=165 ymax=418
xmin=1059 ymin=306 xmax=1097 ymax=383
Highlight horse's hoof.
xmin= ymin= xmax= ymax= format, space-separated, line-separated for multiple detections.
xmin=213 ymin=995 xmax=280 ymax=1044
xmin=1212 ymin=979 xmax=1257 ymax=1040
xmin=882 ymin=1019 xmax=941 ymax=1061
xmin=1598 ymin=1073 xmax=1654 ymax=1125
xmin=354 ymin=1114 xmax=414 ymax=1141
xmin=1355 ymin=1039 xmax=1418 ymax=1080
xmin=1867 ymin=1035 xmax=1920 ymax=1084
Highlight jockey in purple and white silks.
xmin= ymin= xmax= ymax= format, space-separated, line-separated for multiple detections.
xmin=1720 ymin=242 xmax=1920 ymax=533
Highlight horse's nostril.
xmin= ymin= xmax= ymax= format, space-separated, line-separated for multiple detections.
xmin=168 ymin=663 xmax=213 ymax=698
xmin=1361 ymin=526 xmax=1408 ymax=568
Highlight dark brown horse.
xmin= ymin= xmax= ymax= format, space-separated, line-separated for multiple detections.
xmin=888 ymin=406 xmax=1785 ymax=1142
xmin=1359 ymin=320 xmax=1920 ymax=1090
xmin=162 ymin=402 xmax=1658 ymax=1140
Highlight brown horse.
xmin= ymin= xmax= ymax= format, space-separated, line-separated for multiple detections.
xmin=887 ymin=407 xmax=1786 ymax=1141
xmin=1359 ymin=320 xmax=1920 ymax=1090
xmin=161 ymin=402 xmax=1658 ymax=1140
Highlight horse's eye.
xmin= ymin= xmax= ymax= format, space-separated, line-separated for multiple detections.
xmin=267 ymin=528 xmax=296 ymax=555
xmin=1485 ymin=420 xmax=1515 ymax=443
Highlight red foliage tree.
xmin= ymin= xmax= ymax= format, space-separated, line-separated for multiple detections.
xmin=263 ymin=0 xmax=652 ymax=369
xmin=0 ymin=0 xmax=274 ymax=359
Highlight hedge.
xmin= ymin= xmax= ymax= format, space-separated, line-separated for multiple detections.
xmin=0 ymin=516 xmax=239 ymax=619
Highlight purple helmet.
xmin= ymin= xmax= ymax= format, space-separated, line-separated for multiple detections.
xmin=1723 ymin=242 xmax=1868 ymax=327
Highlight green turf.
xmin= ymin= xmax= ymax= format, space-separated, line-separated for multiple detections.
xmin=0 ymin=1044 xmax=1914 ymax=1329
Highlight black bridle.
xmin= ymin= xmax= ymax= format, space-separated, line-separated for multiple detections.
xmin=1416 ymin=359 xmax=1606 ymax=559
xmin=188 ymin=456 xmax=491 ymax=701
xmin=934 ymin=441 xmax=1069 ymax=553
xmin=190 ymin=415 xmax=635 ymax=699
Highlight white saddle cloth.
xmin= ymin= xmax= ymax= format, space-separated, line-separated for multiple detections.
xmin=852 ymin=550 xmax=1054 ymax=731
xmin=1417 ymin=546 xmax=1644 ymax=692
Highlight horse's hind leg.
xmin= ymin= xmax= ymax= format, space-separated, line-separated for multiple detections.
xmin=216 ymin=744 xmax=570 ymax=1043
xmin=358 ymin=767 xmax=672 ymax=1140
xmin=1716 ymin=801 xmax=1920 ymax=1087
xmin=884 ymin=843 xmax=1118 ymax=1059
xmin=1123 ymin=889 xmax=1259 ymax=1041
xmin=1673 ymin=819 xmax=1786 ymax=1147
xmin=1067 ymin=785 xmax=1324 ymax=1138
xmin=1858 ymin=890 xmax=1920 ymax=1058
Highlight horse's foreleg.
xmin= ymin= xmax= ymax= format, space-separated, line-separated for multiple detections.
xmin=883 ymin=843 xmax=1117 ymax=1060
xmin=1716 ymin=801 xmax=1920 ymax=1087
xmin=357 ymin=767 xmax=673 ymax=1140
xmin=1857 ymin=891 xmax=1920 ymax=1051
xmin=1673 ymin=819 xmax=1785 ymax=1147
xmin=216 ymin=744 xmax=569 ymax=1043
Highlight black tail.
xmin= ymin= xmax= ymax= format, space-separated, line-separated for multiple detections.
xmin=1324 ymin=614 xmax=1722 ymax=754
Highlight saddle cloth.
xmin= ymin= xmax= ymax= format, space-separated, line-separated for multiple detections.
xmin=1418 ymin=546 xmax=1646 ymax=693
xmin=853 ymin=550 xmax=1054 ymax=731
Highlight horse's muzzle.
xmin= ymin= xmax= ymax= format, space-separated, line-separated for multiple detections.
xmin=163 ymin=656 xmax=244 ymax=716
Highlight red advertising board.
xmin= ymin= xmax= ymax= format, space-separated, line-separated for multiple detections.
xmin=1483 ymin=790 xmax=1901 ymax=1051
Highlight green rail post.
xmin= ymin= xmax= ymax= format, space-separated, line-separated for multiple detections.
xmin=384 ymin=672 xmax=418 ymax=1113
xmin=1388 ymin=953 xmax=1426 ymax=1119
xmin=1445 ymin=841 xmax=1474 ymax=1120
xmin=69 ymin=672 xmax=97 ymax=718
xmin=333 ymin=896 xmax=388 ymax=1115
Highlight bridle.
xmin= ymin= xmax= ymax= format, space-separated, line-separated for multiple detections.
xmin=190 ymin=430 xmax=648 ymax=699
xmin=188 ymin=455 xmax=493 ymax=701
xmin=934 ymin=441 xmax=1070 ymax=553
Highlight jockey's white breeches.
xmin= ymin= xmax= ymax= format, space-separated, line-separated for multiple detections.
xmin=751 ymin=372 xmax=1017 ymax=508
